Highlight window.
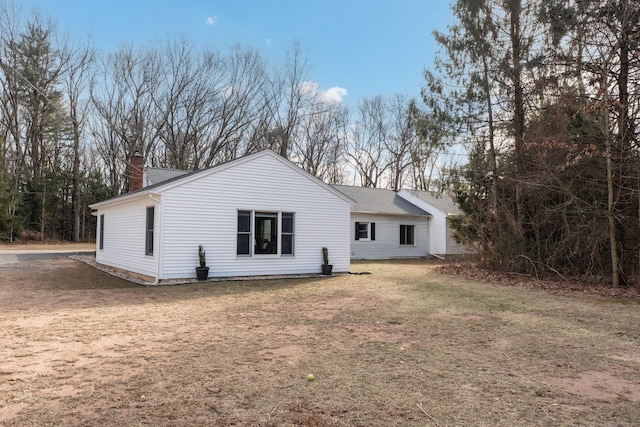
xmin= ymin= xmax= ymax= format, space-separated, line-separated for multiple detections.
xmin=255 ymin=212 xmax=278 ymax=254
xmin=99 ymin=214 xmax=104 ymax=250
xmin=281 ymin=212 xmax=294 ymax=255
xmin=237 ymin=211 xmax=295 ymax=256
xmin=145 ymin=207 xmax=155 ymax=255
xmin=237 ymin=211 xmax=251 ymax=255
xmin=400 ymin=224 xmax=415 ymax=245
xmin=355 ymin=222 xmax=375 ymax=241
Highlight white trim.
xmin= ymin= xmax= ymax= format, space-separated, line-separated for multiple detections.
xmin=149 ymin=194 xmax=162 ymax=284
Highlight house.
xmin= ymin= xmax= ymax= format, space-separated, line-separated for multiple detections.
xmin=89 ymin=150 xmax=354 ymax=283
xmin=397 ymin=189 xmax=471 ymax=256
xmin=332 ymin=185 xmax=432 ymax=259
xmin=330 ymin=185 xmax=471 ymax=259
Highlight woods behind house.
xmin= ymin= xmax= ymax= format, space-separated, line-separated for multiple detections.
xmin=0 ymin=1 xmax=638 ymax=286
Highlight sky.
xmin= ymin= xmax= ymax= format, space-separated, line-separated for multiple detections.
xmin=17 ymin=0 xmax=454 ymax=106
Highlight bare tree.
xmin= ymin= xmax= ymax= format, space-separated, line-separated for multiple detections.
xmin=91 ymin=44 xmax=161 ymax=194
xmin=384 ymin=95 xmax=418 ymax=190
xmin=154 ymin=39 xmax=226 ymax=170
xmin=251 ymin=41 xmax=312 ymax=159
xmin=346 ymin=96 xmax=389 ymax=187
xmin=63 ymin=38 xmax=94 ymax=241
xmin=203 ymin=45 xmax=267 ymax=165
xmin=293 ymin=95 xmax=349 ymax=182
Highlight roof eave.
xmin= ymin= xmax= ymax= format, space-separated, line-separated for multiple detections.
xmin=353 ymin=209 xmax=432 ymax=217
xmin=89 ymin=189 xmax=153 ymax=210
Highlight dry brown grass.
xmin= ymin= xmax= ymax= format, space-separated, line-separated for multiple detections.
xmin=1 ymin=256 xmax=639 ymax=426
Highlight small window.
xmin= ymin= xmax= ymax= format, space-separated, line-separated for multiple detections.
xmin=99 ymin=214 xmax=104 ymax=250
xmin=281 ymin=212 xmax=294 ymax=255
xmin=145 ymin=207 xmax=155 ymax=255
xmin=355 ymin=222 xmax=375 ymax=241
xmin=237 ymin=211 xmax=251 ymax=255
xmin=400 ymin=224 xmax=415 ymax=246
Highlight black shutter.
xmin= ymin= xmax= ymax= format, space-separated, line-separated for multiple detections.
xmin=355 ymin=222 xmax=360 ymax=240
xmin=371 ymin=222 xmax=376 ymax=241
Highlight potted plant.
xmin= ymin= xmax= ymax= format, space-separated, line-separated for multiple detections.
xmin=321 ymin=246 xmax=333 ymax=275
xmin=196 ymin=245 xmax=209 ymax=280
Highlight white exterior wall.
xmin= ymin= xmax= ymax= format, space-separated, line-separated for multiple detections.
xmin=396 ymin=190 xmax=473 ymax=256
xmin=445 ymin=218 xmax=475 ymax=255
xmin=428 ymin=211 xmax=449 ymax=255
xmin=92 ymin=152 xmax=351 ymax=280
xmin=157 ymin=153 xmax=351 ymax=279
xmin=349 ymin=213 xmax=430 ymax=259
xmin=95 ymin=196 xmax=158 ymax=278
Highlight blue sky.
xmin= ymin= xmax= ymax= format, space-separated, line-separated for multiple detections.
xmin=18 ymin=0 xmax=454 ymax=105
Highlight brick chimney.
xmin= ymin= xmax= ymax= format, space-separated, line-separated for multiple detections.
xmin=129 ymin=151 xmax=144 ymax=192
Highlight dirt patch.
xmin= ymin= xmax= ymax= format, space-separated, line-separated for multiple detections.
xmin=1 ymin=257 xmax=639 ymax=426
xmin=546 ymin=371 xmax=640 ymax=402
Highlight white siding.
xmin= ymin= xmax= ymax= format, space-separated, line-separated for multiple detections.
xmin=445 ymin=218 xmax=474 ymax=255
xmin=396 ymin=191 xmax=448 ymax=255
xmin=428 ymin=210 xmax=448 ymax=255
xmin=95 ymin=197 xmax=158 ymax=277
xmin=396 ymin=190 xmax=473 ymax=256
xmin=157 ymin=153 xmax=351 ymax=279
xmin=350 ymin=213 xmax=430 ymax=259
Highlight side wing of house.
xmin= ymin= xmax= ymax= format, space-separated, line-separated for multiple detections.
xmin=349 ymin=213 xmax=430 ymax=259
xmin=93 ymin=195 xmax=159 ymax=279
xmin=331 ymin=185 xmax=431 ymax=260
xmin=158 ymin=151 xmax=352 ymax=279
xmin=397 ymin=190 xmax=472 ymax=256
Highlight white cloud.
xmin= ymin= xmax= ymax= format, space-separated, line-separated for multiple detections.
xmin=300 ymin=81 xmax=320 ymax=96
xmin=300 ymin=81 xmax=348 ymax=103
xmin=206 ymin=16 xmax=217 ymax=26
xmin=322 ymin=86 xmax=348 ymax=103
xmin=266 ymin=38 xmax=272 ymax=46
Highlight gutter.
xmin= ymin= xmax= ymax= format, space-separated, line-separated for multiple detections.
xmin=149 ymin=193 xmax=163 ymax=285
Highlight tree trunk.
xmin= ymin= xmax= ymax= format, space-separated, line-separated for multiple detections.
xmin=72 ymin=113 xmax=81 ymax=242
xmin=606 ymin=145 xmax=619 ymax=287
xmin=510 ymin=0 xmax=526 ymax=236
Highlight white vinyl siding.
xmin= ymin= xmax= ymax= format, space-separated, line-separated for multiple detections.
xmin=157 ymin=153 xmax=350 ymax=279
xmin=92 ymin=151 xmax=352 ymax=280
xmin=94 ymin=197 xmax=158 ymax=277
xmin=350 ymin=213 xmax=430 ymax=259
xmin=445 ymin=216 xmax=473 ymax=255
xmin=396 ymin=190 xmax=473 ymax=256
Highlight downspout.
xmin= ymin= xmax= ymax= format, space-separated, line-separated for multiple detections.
xmin=149 ymin=194 xmax=162 ymax=285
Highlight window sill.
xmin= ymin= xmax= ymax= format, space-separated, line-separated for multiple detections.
xmin=236 ymin=254 xmax=295 ymax=258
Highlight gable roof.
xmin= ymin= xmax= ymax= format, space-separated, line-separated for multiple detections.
xmin=402 ymin=190 xmax=462 ymax=215
xmin=91 ymin=149 xmax=354 ymax=209
xmin=332 ymin=185 xmax=430 ymax=217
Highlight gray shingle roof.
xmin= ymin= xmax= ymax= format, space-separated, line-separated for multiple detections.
xmin=332 ymin=185 xmax=430 ymax=216
xmin=404 ymin=190 xmax=462 ymax=215
xmin=145 ymin=167 xmax=189 ymax=186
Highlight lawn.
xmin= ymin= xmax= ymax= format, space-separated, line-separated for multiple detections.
xmin=1 ymin=255 xmax=639 ymax=426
